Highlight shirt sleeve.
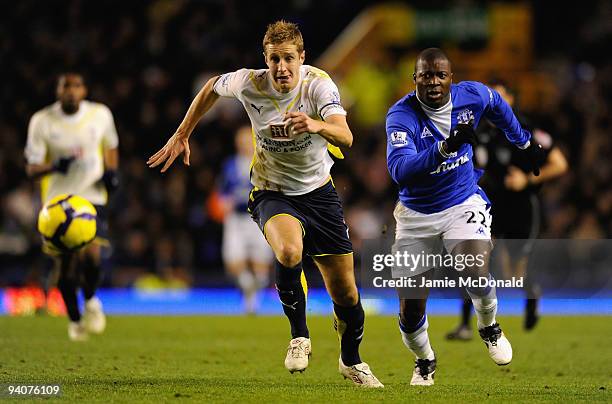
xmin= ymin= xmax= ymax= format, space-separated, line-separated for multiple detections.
xmin=476 ymin=82 xmax=531 ymax=149
xmin=24 ymin=112 xmax=47 ymax=165
xmin=386 ymin=109 xmax=446 ymax=185
xmin=311 ymin=78 xmax=347 ymax=120
xmin=213 ymin=69 xmax=250 ymax=99
xmin=101 ymin=105 xmax=119 ymax=150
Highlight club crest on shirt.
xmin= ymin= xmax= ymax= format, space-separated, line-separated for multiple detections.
xmin=457 ymin=109 xmax=474 ymax=124
xmin=390 ymin=131 xmax=408 ymax=147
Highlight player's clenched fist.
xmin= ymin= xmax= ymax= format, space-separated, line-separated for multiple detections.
xmin=284 ymin=112 xmax=322 ymax=136
xmin=147 ymin=132 xmax=191 ymax=173
xmin=444 ymin=123 xmax=477 ymax=153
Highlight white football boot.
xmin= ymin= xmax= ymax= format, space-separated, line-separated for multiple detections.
xmin=479 ymin=323 xmax=512 ymax=365
xmin=284 ymin=337 xmax=311 ymax=373
xmin=68 ymin=321 xmax=88 ymax=341
xmin=410 ymin=358 xmax=436 ymax=386
xmin=339 ymin=357 xmax=384 ymax=388
xmin=83 ymin=296 xmax=106 ymax=334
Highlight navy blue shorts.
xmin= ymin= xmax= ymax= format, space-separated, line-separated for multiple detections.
xmin=248 ymin=180 xmax=353 ymax=256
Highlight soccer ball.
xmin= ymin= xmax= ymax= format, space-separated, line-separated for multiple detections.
xmin=37 ymin=194 xmax=97 ymax=255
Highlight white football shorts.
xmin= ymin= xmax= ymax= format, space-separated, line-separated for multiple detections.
xmin=222 ymin=212 xmax=274 ymax=264
xmin=392 ymin=193 xmax=492 ymax=277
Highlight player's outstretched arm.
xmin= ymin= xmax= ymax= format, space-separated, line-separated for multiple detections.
xmin=284 ymin=112 xmax=352 ymax=148
xmin=147 ymin=76 xmax=220 ymax=172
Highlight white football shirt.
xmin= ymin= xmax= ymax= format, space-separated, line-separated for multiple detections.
xmin=213 ymin=65 xmax=346 ymax=195
xmin=25 ymin=100 xmax=119 ymax=205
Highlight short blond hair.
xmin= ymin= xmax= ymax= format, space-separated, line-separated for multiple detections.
xmin=263 ymin=20 xmax=304 ymax=53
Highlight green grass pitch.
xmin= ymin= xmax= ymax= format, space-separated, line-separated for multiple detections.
xmin=0 ymin=315 xmax=610 ymax=402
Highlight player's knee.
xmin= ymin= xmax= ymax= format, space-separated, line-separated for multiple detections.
xmin=330 ymin=286 xmax=359 ymax=307
xmin=275 ymin=244 xmax=302 ymax=268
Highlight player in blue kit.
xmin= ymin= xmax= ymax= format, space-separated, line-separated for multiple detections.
xmin=385 ymin=48 xmax=545 ymax=385
xmin=219 ymin=125 xmax=273 ymax=313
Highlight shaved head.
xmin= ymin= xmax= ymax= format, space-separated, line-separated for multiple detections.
xmin=414 ymin=48 xmax=451 ymax=72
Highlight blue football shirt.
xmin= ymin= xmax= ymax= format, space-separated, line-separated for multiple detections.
xmin=386 ymin=81 xmax=531 ymax=214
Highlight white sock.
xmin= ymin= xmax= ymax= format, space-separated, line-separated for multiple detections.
xmin=85 ymin=296 xmax=101 ymax=310
xmin=399 ymin=315 xmax=435 ymax=360
xmin=471 ymin=298 xmax=498 ymax=329
xmin=237 ymin=271 xmax=255 ymax=292
xmin=466 ymin=275 xmax=498 ymax=329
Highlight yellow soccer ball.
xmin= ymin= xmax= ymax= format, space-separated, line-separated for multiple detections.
xmin=37 ymin=194 xmax=97 ymax=255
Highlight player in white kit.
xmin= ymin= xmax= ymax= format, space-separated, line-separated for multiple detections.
xmin=148 ymin=20 xmax=383 ymax=387
xmin=25 ymin=73 xmax=119 ymax=341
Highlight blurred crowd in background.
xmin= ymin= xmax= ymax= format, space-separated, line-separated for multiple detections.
xmin=1 ymin=0 xmax=610 ymax=289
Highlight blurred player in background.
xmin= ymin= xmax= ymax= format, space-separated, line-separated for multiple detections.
xmin=149 ymin=20 xmax=383 ymax=387
xmin=386 ymin=49 xmax=546 ymax=385
xmin=446 ymin=79 xmax=568 ymax=340
xmin=219 ymin=125 xmax=273 ymax=313
xmin=25 ymin=72 xmax=119 ymax=341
